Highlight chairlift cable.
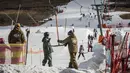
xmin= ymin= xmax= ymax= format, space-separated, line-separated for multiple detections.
xmin=27 ymin=13 xmax=38 ymax=24
xmin=3 ymin=12 xmax=16 ymax=30
xmin=80 ymin=6 xmax=83 ymax=15
xmin=3 ymin=13 xmax=15 ymax=23
xmin=73 ymin=0 xmax=92 ymax=9
xmin=16 ymin=4 xmax=21 ymax=23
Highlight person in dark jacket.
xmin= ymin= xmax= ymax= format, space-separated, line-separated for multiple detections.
xmin=57 ymin=30 xmax=78 ymax=69
xmin=93 ymin=28 xmax=97 ymax=39
xmin=42 ymin=32 xmax=53 ymax=67
xmin=88 ymin=34 xmax=91 ymax=42
xmin=88 ymin=40 xmax=93 ymax=52
xmin=78 ymin=45 xmax=85 ymax=60
xmin=8 ymin=23 xmax=26 ymax=64
xmin=8 ymin=23 xmax=26 ymax=44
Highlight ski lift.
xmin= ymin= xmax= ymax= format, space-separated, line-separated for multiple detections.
xmin=58 ymin=9 xmax=64 ymax=13
xmin=117 ymin=23 xmax=123 ymax=28
xmin=80 ymin=6 xmax=83 ymax=15
xmin=102 ymin=14 xmax=112 ymax=21
xmin=56 ymin=8 xmax=64 ymax=13
xmin=92 ymin=6 xmax=94 ymax=10
xmin=103 ymin=5 xmax=108 ymax=13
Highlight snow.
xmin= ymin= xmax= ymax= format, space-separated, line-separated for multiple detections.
xmin=0 ymin=0 xmax=130 ymax=73
xmin=0 ymin=24 xmax=130 ymax=73
xmin=0 ymin=26 xmax=107 ymax=73
xmin=0 ymin=65 xmax=87 ymax=73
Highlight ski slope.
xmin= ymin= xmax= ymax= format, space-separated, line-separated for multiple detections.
xmin=0 ymin=26 xmax=130 ymax=73
xmin=0 ymin=26 xmax=106 ymax=73
xmin=0 ymin=0 xmax=130 ymax=72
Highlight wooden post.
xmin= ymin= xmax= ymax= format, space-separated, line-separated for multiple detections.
xmin=55 ymin=13 xmax=60 ymax=45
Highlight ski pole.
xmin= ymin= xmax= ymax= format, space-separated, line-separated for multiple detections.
xmin=55 ymin=13 xmax=60 ymax=45
xmin=25 ymin=28 xmax=30 ymax=65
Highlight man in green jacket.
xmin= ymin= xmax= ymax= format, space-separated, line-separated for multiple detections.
xmin=42 ymin=32 xmax=53 ymax=67
xmin=8 ymin=23 xmax=26 ymax=64
xmin=58 ymin=30 xmax=78 ymax=69
xmin=8 ymin=23 xmax=26 ymax=44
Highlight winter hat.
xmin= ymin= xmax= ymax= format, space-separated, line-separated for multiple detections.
xmin=80 ymin=45 xmax=83 ymax=47
xmin=68 ymin=30 xmax=73 ymax=35
xmin=15 ymin=23 xmax=21 ymax=27
xmin=44 ymin=32 xmax=49 ymax=37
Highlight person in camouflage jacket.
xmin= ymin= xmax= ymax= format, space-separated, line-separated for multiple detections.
xmin=8 ymin=23 xmax=26 ymax=44
xmin=8 ymin=23 xmax=26 ymax=64
xmin=42 ymin=32 xmax=53 ymax=67
xmin=58 ymin=30 xmax=78 ymax=69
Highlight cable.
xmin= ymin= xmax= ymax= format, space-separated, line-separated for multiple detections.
xmin=27 ymin=13 xmax=38 ymax=24
xmin=73 ymin=0 xmax=82 ymax=7
xmin=80 ymin=6 xmax=83 ymax=15
xmin=16 ymin=4 xmax=21 ymax=23
xmin=73 ymin=0 xmax=92 ymax=9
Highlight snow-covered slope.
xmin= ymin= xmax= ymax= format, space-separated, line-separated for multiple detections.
xmin=0 ymin=26 xmax=107 ymax=73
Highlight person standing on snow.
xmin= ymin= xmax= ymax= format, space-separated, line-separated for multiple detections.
xmin=88 ymin=34 xmax=91 ymax=43
xmin=88 ymin=39 xmax=93 ymax=52
xmin=8 ymin=23 xmax=26 ymax=64
xmin=42 ymin=32 xmax=53 ymax=67
xmin=8 ymin=23 xmax=26 ymax=44
xmin=93 ymin=28 xmax=97 ymax=39
xmin=90 ymin=35 xmax=94 ymax=43
xmin=78 ymin=45 xmax=85 ymax=60
xmin=57 ymin=30 xmax=78 ymax=69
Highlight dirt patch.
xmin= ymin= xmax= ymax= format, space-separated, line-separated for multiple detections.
xmin=119 ymin=14 xmax=130 ymax=19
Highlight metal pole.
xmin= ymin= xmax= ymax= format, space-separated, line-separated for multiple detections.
xmin=64 ymin=18 xmax=67 ymax=33
xmin=94 ymin=0 xmax=96 ymax=4
xmin=96 ymin=6 xmax=103 ymax=36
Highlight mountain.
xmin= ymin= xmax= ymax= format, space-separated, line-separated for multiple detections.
xmin=108 ymin=0 xmax=130 ymax=8
xmin=0 ymin=0 xmax=71 ymax=26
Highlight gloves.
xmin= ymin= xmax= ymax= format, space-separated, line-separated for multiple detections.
xmin=57 ymin=39 xmax=60 ymax=42
xmin=64 ymin=43 xmax=67 ymax=46
xmin=48 ymin=38 xmax=51 ymax=42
